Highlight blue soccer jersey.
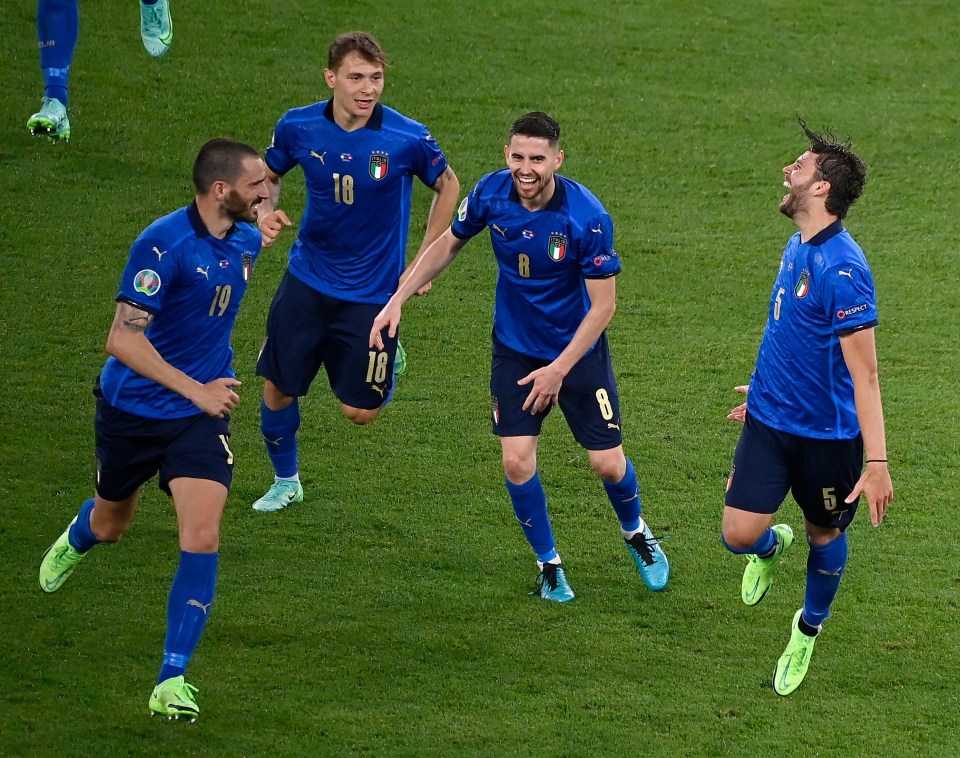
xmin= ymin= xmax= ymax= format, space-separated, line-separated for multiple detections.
xmin=452 ymin=170 xmax=621 ymax=361
xmin=99 ymin=203 xmax=262 ymax=419
xmin=265 ymin=101 xmax=448 ymax=304
xmin=748 ymin=221 xmax=878 ymax=439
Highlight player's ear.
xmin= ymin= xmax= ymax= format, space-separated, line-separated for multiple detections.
xmin=323 ymin=68 xmax=336 ymax=89
xmin=555 ymin=149 xmax=564 ymax=169
xmin=503 ymin=144 xmax=510 ymax=165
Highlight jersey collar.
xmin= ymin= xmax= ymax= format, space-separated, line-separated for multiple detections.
xmin=806 ymin=219 xmax=844 ymax=246
xmin=323 ymin=99 xmax=384 ymax=130
xmin=187 ymin=201 xmax=238 ymax=239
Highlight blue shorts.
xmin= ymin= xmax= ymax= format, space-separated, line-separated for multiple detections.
xmin=256 ymin=271 xmax=399 ymax=409
xmin=490 ymin=333 xmax=623 ymax=451
xmin=726 ymin=411 xmax=863 ymax=530
xmin=94 ymin=390 xmax=234 ymax=501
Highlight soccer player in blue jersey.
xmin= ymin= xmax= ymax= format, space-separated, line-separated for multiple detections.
xmin=722 ymin=120 xmax=894 ymax=695
xmin=28 ymin=0 xmax=173 ymax=142
xmin=369 ymin=112 xmax=669 ymax=602
xmin=251 ymin=31 xmax=460 ymax=513
xmin=37 ymin=139 xmax=266 ymax=721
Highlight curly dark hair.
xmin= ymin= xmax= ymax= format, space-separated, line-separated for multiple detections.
xmin=799 ymin=118 xmax=867 ymax=219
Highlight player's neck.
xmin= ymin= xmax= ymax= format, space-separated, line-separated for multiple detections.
xmin=794 ymin=206 xmax=838 ymax=244
xmin=195 ymin=196 xmax=234 ymax=239
xmin=520 ymin=179 xmax=557 ymax=212
xmin=331 ymin=99 xmax=372 ymax=132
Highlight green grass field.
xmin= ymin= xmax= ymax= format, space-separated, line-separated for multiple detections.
xmin=2 ymin=0 xmax=959 ymax=754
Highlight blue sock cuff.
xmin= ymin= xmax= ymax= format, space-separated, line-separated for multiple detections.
xmin=179 ymin=549 xmax=219 ymax=574
xmin=67 ymin=498 xmax=99 ymax=553
xmin=722 ymin=528 xmax=777 ymax=556
xmin=505 ymin=472 xmax=541 ymax=496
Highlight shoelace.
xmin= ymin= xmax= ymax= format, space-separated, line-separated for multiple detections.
xmin=627 ymin=532 xmax=666 ymax=566
xmin=142 ymin=7 xmax=163 ymax=33
xmin=536 ymin=564 xmax=560 ymax=592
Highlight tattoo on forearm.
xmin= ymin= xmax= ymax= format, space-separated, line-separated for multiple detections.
xmin=116 ymin=304 xmax=154 ymax=333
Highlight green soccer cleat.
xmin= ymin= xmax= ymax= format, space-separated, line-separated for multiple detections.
xmin=140 ymin=0 xmax=173 ymax=58
xmin=27 ymin=97 xmax=71 ymax=142
xmin=531 ymin=562 xmax=575 ymax=603
xmin=252 ymin=478 xmax=304 ymax=512
xmin=741 ymin=523 xmax=794 ymax=606
xmin=773 ymin=609 xmax=819 ymax=696
xmin=625 ymin=523 xmax=670 ymax=591
xmin=394 ymin=341 xmax=408 ymax=377
xmin=149 ymin=676 xmax=199 ymax=721
xmin=39 ymin=520 xmax=85 ymax=593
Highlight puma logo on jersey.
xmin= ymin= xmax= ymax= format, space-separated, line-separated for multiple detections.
xmin=492 ymin=224 xmax=508 ymax=237
xmin=838 ymin=269 xmax=853 ymax=278
xmin=187 ymin=599 xmax=212 ymax=615
xmin=371 ymin=385 xmax=385 ymax=398
xmin=310 ymin=150 xmax=327 ymax=164
xmin=153 ymin=246 xmax=167 ymax=260
xmin=196 ymin=266 xmax=210 ymax=279
xmin=590 ymin=226 xmax=603 ymax=234
xmin=607 ymin=423 xmax=620 ymax=430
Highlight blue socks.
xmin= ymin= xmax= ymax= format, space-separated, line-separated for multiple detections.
xmin=603 ymin=458 xmax=641 ymax=533
xmin=803 ymin=533 xmax=848 ymax=628
xmin=505 ymin=473 xmax=557 ymax=563
xmin=722 ymin=527 xmax=777 ymax=556
xmin=37 ymin=0 xmax=79 ymax=105
xmin=158 ymin=551 xmax=218 ymax=684
xmin=67 ymin=498 xmax=100 ymax=553
xmin=261 ymin=400 xmax=300 ymax=479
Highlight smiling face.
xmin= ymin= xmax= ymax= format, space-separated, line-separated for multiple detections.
xmin=779 ymin=150 xmax=825 ymax=219
xmin=324 ymin=51 xmax=385 ymax=128
xmin=504 ymin=134 xmax=564 ymax=210
xmin=221 ymin=156 xmax=268 ymax=223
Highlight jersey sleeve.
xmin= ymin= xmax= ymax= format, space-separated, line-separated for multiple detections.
xmin=451 ymin=176 xmax=490 ymax=240
xmin=264 ymin=111 xmax=297 ymax=176
xmin=116 ymin=235 xmax=181 ymax=315
xmin=578 ymin=212 xmax=621 ymax=278
xmin=823 ymin=263 xmax=878 ymax=334
xmin=410 ymin=126 xmax=448 ymax=188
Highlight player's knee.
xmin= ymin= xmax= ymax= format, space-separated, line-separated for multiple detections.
xmin=342 ymin=405 xmax=381 ymax=425
xmin=590 ymin=457 xmax=624 ymax=482
xmin=182 ymin=525 xmax=221 ymax=554
xmin=502 ymin=455 xmax=535 ymax=484
xmin=263 ymin=381 xmax=294 ymax=411
xmin=721 ymin=525 xmax=763 ymax=553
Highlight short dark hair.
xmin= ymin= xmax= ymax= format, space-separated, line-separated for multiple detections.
xmin=328 ymin=31 xmax=387 ymax=70
xmin=192 ymin=139 xmax=261 ymax=194
xmin=509 ymin=112 xmax=561 ymax=148
xmin=799 ymin=118 xmax=867 ymax=219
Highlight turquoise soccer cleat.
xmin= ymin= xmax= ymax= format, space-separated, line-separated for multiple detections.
xmin=531 ymin=562 xmax=575 ymax=603
xmin=625 ymin=523 xmax=670 ymax=591
xmin=252 ymin=479 xmax=304 ymax=512
xmin=741 ymin=524 xmax=794 ymax=606
xmin=39 ymin=520 xmax=85 ymax=593
xmin=149 ymin=676 xmax=199 ymax=721
xmin=27 ymin=97 xmax=71 ymax=142
xmin=140 ymin=0 xmax=173 ymax=58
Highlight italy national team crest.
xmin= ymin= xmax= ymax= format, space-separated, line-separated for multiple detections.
xmin=547 ymin=234 xmax=567 ymax=261
xmin=133 ymin=269 xmax=161 ymax=296
xmin=369 ymin=152 xmax=389 ymax=180
xmin=795 ymin=269 xmax=810 ymax=298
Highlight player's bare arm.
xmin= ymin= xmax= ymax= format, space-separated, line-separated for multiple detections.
xmin=107 ymin=302 xmax=241 ymax=418
xmin=519 ymin=276 xmax=617 ymax=414
xmin=839 ymin=327 xmax=893 ymax=526
xmin=403 ymin=166 xmax=461 ymax=295
xmin=257 ymin=167 xmax=292 ymax=247
xmin=371 ymin=227 xmax=467 ymax=349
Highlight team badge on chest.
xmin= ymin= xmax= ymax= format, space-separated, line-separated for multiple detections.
xmin=795 ymin=269 xmax=810 ymax=298
xmin=369 ymin=151 xmax=389 ymax=180
xmin=547 ymin=234 xmax=567 ymax=261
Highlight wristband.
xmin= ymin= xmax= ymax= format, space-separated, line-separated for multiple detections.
xmin=866 ymin=459 xmax=888 ymax=464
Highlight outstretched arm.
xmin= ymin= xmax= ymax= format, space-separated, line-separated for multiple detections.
xmin=369 ymin=227 xmax=468 ymax=348
xmin=402 ymin=166 xmax=461 ymax=295
xmin=106 ymin=302 xmax=241 ymax=417
xmin=840 ymin=327 xmax=893 ymax=526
